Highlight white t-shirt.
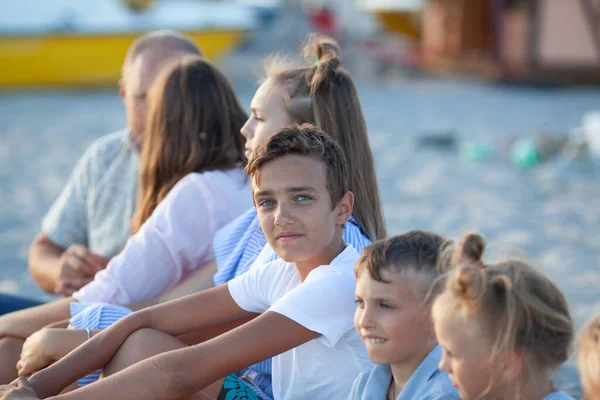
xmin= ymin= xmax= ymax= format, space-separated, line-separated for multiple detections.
xmin=73 ymin=168 xmax=251 ymax=305
xmin=228 ymin=245 xmax=373 ymax=400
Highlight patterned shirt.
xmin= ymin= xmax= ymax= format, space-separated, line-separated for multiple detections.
xmin=42 ymin=129 xmax=139 ymax=257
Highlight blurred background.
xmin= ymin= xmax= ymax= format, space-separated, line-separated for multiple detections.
xmin=1 ymin=0 xmax=600 ymax=395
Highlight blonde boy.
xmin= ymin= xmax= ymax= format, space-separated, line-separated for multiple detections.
xmin=350 ymin=231 xmax=459 ymax=400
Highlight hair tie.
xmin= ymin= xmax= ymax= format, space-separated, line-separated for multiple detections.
xmin=314 ymin=60 xmax=320 ymax=66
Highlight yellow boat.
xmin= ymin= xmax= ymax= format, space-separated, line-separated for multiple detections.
xmin=0 ymin=0 xmax=257 ymax=88
xmin=358 ymin=0 xmax=424 ymax=40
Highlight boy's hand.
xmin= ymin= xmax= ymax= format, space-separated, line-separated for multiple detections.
xmin=16 ymin=330 xmax=55 ymax=377
xmin=0 ymin=378 xmax=40 ymax=400
xmin=55 ymin=244 xmax=109 ymax=296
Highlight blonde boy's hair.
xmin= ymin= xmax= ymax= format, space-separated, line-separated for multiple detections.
xmin=355 ymin=230 xmax=452 ymax=302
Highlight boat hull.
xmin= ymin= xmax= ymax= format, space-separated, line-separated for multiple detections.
xmin=0 ymin=29 xmax=245 ymax=88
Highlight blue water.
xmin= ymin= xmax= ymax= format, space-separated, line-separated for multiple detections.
xmin=1 ymin=75 xmax=599 ymax=396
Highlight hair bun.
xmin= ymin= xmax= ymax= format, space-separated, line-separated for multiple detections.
xmin=452 ymin=231 xmax=486 ymax=267
xmin=303 ymin=34 xmax=341 ymax=83
xmin=451 ymin=266 xmax=486 ymax=306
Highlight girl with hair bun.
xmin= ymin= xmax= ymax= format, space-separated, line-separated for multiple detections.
xmin=578 ymin=313 xmax=600 ymax=400
xmin=432 ymin=232 xmax=575 ymax=400
xmin=209 ymin=33 xmax=386 ymax=397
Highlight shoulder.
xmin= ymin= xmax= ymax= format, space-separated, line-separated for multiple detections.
xmin=174 ymin=167 xmax=247 ymax=192
xmin=304 ymin=245 xmax=360 ymax=286
xmin=85 ymin=129 xmax=130 ymax=159
xmin=347 ymin=371 xmax=370 ymax=400
xmin=328 ymin=245 xmax=361 ymax=274
xmin=343 ymin=218 xmax=372 ymax=252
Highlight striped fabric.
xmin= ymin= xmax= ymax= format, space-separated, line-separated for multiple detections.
xmin=211 ymin=206 xmax=372 ymax=391
xmin=69 ymin=302 xmax=133 ymax=387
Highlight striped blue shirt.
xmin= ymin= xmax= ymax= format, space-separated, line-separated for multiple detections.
xmin=212 ymin=206 xmax=372 ymax=390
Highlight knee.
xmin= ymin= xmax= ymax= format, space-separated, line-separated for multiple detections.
xmin=120 ymin=328 xmax=160 ymax=354
xmin=103 ymin=328 xmax=164 ymax=377
xmin=0 ymin=336 xmax=24 ymax=360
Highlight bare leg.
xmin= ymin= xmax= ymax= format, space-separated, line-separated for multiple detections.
xmin=0 ymin=337 xmax=23 ymax=384
xmin=59 ymin=383 xmax=79 ymax=394
xmin=103 ymin=328 xmax=223 ymax=400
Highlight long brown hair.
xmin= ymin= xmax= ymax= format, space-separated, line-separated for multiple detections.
xmin=132 ymin=55 xmax=247 ymax=233
xmin=264 ymin=34 xmax=386 ymax=241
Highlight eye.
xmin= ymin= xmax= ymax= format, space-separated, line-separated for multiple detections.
xmin=379 ymin=302 xmax=392 ymax=309
xmin=355 ymin=299 xmax=364 ymax=308
xmin=259 ymin=199 xmax=275 ymax=207
xmin=253 ymin=112 xmax=264 ymax=122
xmin=295 ymin=195 xmax=312 ymax=202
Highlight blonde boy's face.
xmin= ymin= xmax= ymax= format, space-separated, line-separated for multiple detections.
xmin=253 ymin=154 xmax=351 ymax=267
xmin=354 ymin=268 xmax=435 ymax=368
xmin=433 ymin=299 xmax=499 ymax=400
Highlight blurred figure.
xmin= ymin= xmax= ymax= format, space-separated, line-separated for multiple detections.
xmin=578 ymin=313 xmax=600 ymax=400
xmin=5 ymin=31 xmax=202 ymax=307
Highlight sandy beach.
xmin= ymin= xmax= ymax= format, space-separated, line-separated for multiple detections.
xmin=1 ymin=45 xmax=599 ymax=395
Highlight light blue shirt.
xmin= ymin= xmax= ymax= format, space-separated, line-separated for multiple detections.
xmin=348 ymin=345 xmax=460 ymax=400
xmin=543 ymin=392 xmax=575 ymax=399
xmin=42 ymin=129 xmax=139 ymax=257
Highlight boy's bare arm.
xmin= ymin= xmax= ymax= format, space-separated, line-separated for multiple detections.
xmin=44 ymin=311 xmax=320 ymax=400
xmin=26 ymin=284 xmax=252 ymax=398
xmin=0 ymin=299 xmax=73 ymax=340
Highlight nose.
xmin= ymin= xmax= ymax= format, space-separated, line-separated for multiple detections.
xmin=274 ymin=202 xmax=294 ymax=227
xmin=356 ymin=305 xmax=375 ymax=330
xmin=240 ymin=117 xmax=254 ymax=140
xmin=438 ymin=350 xmax=451 ymax=373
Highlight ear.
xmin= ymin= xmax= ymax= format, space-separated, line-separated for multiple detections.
xmin=118 ymin=79 xmax=126 ymax=101
xmin=498 ymin=351 xmax=523 ymax=380
xmin=334 ymin=191 xmax=354 ymax=226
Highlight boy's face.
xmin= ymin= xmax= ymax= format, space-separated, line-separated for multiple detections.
xmin=253 ymin=154 xmax=351 ymax=267
xmin=354 ymin=268 xmax=435 ymax=368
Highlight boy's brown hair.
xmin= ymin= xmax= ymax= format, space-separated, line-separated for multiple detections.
xmin=245 ymin=124 xmax=349 ymax=208
xmin=355 ymin=230 xmax=452 ymax=301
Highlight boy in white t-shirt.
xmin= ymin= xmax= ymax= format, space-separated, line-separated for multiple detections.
xmin=1 ymin=124 xmax=372 ymax=400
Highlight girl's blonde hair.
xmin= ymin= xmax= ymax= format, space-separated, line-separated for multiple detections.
xmin=263 ymin=34 xmax=386 ymax=241
xmin=132 ymin=56 xmax=247 ymax=233
xmin=578 ymin=313 xmax=600 ymax=399
xmin=436 ymin=232 xmax=573 ymax=394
